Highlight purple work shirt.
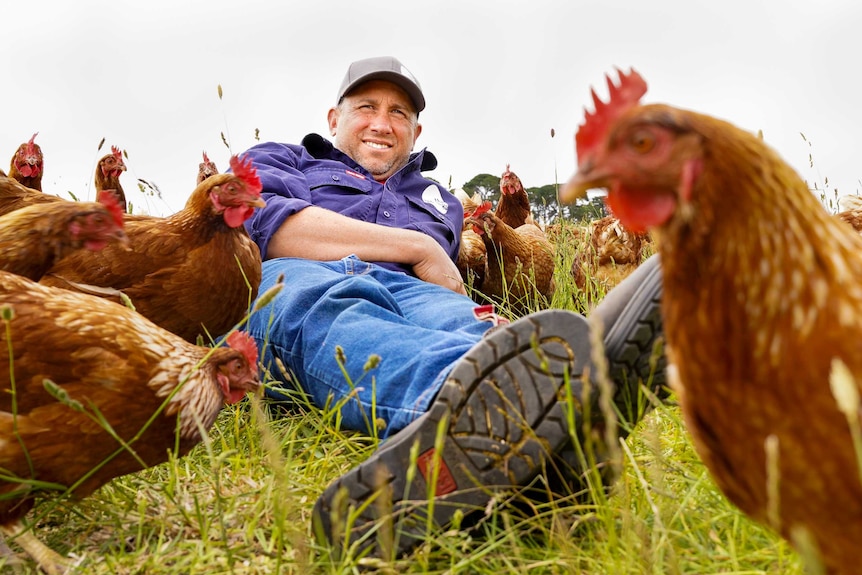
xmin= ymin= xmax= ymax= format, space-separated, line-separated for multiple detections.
xmin=242 ymin=133 xmax=463 ymax=276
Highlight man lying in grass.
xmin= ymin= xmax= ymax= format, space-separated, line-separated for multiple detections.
xmin=238 ymin=55 xmax=666 ymax=559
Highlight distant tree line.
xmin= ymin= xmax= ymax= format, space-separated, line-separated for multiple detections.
xmin=459 ymin=173 xmax=608 ymax=224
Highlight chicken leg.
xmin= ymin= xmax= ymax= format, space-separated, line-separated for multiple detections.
xmin=1 ymin=521 xmax=74 ymax=575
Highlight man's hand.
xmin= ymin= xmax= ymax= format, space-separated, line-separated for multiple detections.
xmin=411 ymin=241 xmax=468 ymax=295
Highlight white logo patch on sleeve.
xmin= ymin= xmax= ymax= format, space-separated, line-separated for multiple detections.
xmin=421 ymin=185 xmax=449 ymax=215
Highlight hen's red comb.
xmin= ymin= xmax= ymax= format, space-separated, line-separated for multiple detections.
xmin=465 ymin=200 xmax=493 ymax=219
xmin=96 ymin=190 xmax=125 ymax=228
xmin=202 ymin=151 xmax=211 ymax=164
xmin=111 ymin=145 xmax=123 ymax=162
xmin=227 ymin=331 xmax=258 ymax=365
xmin=229 ymin=154 xmax=262 ymax=195
xmin=575 ymin=68 xmax=648 ymax=164
xmin=26 ymin=133 xmax=39 ymax=155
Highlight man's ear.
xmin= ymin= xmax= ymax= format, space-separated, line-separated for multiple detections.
xmin=327 ymin=107 xmax=339 ymax=136
xmin=412 ymin=122 xmax=423 ymax=147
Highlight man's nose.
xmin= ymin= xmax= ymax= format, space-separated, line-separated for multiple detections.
xmin=368 ymin=112 xmax=393 ymax=132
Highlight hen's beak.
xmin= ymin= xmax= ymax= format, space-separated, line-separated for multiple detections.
xmin=559 ymin=162 xmax=610 ymax=204
xmin=237 ymin=372 xmax=261 ymax=395
xmin=249 ymin=197 xmax=267 ymax=209
xmin=247 ymin=375 xmax=263 ymax=397
xmin=218 ymin=367 xmax=262 ymax=405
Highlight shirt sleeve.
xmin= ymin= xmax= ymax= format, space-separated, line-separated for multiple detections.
xmin=241 ymin=142 xmax=313 ymax=260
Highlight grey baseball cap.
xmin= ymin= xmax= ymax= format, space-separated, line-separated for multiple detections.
xmin=336 ymin=56 xmax=425 ymax=113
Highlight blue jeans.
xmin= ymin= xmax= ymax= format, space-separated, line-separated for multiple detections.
xmin=246 ymin=256 xmax=493 ymax=438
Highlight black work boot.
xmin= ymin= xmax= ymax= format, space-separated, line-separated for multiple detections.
xmin=549 ymin=253 xmax=666 ymax=495
xmin=591 ymin=253 xmax=666 ymax=427
xmin=312 ymin=308 xmax=599 ymax=560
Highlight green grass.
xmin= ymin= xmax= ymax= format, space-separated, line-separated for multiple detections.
xmin=2 ymin=224 xmax=805 ymax=574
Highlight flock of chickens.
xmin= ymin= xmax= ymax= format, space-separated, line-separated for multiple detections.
xmin=454 ymin=164 xmax=649 ymax=316
xmin=0 ymin=135 xmax=655 ymax=571
xmin=455 ymin=165 xmax=556 ymax=315
xmin=0 ymin=138 xmax=267 ymax=573
xmin=5 ymin=66 xmax=862 ymax=573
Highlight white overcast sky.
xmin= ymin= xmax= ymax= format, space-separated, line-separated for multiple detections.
xmin=2 ymin=0 xmax=860 ymax=215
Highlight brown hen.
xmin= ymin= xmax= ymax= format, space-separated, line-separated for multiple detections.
xmin=457 ymin=228 xmax=487 ymax=290
xmin=496 ymin=164 xmax=537 ymax=229
xmin=453 ymin=189 xmax=487 ymax=290
xmin=94 ymin=145 xmax=128 ymax=213
xmin=465 ymin=201 xmax=555 ymax=315
xmin=197 ymin=151 xmax=220 ymax=184
xmin=561 ymin=68 xmax=862 ymax=575
xmin=0 ymin=190 xmax=127 ymax=281
xmin=571 ymin=214 xmax=651 ymax=299
xmin=836 ymin=194 xmax=862 ymax=234
xmin=0 ymin=272 xmax=260 ymax=573
xmin=41 ymin=155 xmax=266 ymax=343
xmin=589 ymin=214 xmax=646 ymax=267
xmin=8 ymin=133 xmax=44 ymax=191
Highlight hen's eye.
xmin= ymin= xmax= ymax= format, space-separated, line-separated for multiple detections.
xmin=629 ymin=131 xmax=655 ymax=154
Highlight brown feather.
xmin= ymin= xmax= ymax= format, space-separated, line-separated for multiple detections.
xmin=0 ymin=175 xmax=63 ymax=217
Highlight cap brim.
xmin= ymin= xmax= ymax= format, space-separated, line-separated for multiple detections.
xmin=340 ymin=72 xmax=425 ymax=113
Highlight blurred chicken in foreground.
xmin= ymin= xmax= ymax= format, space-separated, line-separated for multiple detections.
xmin=560 ymin=68 xmax=862 ymax=574
xmin=0 ymin=175 xmax=62 ymax=216
xmin=0 ymin=190 xmax=127 ymax=281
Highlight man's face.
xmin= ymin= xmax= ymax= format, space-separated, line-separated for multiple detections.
xmin=328 ymin=80 xmax=422 ymax=182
